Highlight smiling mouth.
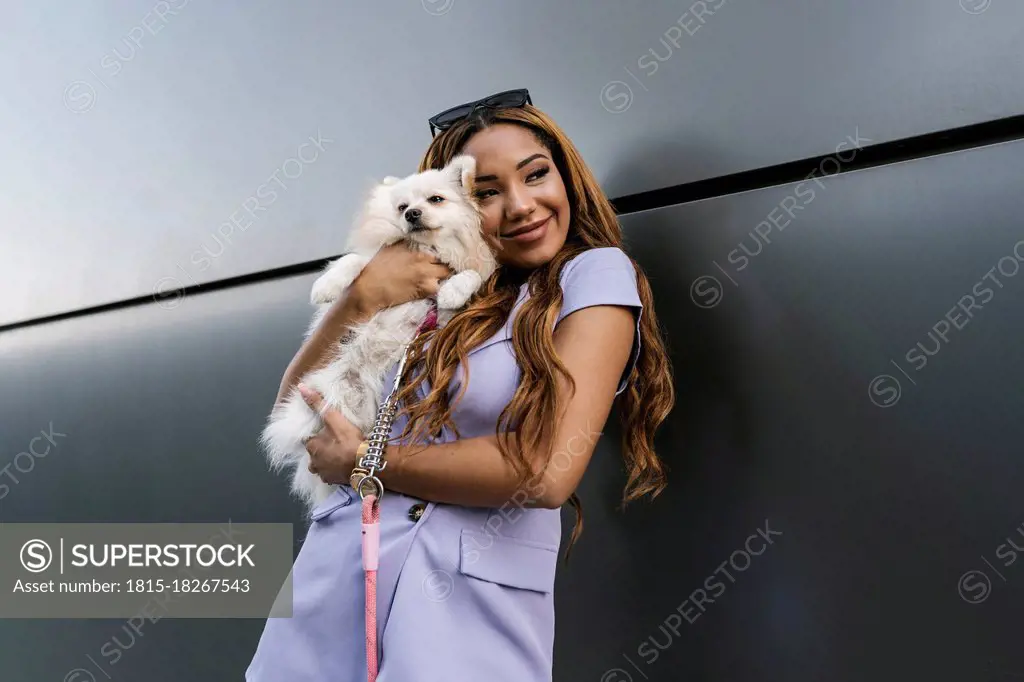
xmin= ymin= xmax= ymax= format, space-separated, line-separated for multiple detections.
xmin=501 ymin=215 xmax=551 ymax=238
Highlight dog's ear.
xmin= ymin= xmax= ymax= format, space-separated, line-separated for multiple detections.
xmin=381 ymin=176 xmax=401 ymax=186
xmin=446 ymin=155 xmax=476 ymax=192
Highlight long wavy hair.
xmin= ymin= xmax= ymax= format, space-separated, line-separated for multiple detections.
xmin=389 ymin=103 xmax=675 ymax=561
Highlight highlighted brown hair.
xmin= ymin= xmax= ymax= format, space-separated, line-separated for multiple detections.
xmin=390 ymin=104 xmax=675 ymax=562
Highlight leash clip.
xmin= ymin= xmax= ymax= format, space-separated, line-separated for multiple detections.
xmin=355 ymin=474 xmax=384 ymax=501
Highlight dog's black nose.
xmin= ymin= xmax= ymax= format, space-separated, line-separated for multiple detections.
xmin=405 ymin=208 xmax=422 ymax=223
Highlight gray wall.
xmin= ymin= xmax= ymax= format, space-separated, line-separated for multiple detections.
xmin=3 ymin=0 xmax=1023 ymax=325
xmin=2 ymin=1 xmax=1023 ymax=680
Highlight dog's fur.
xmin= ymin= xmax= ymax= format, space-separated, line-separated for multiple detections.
xmin=260 ymin=155 xmax=499 ymax=511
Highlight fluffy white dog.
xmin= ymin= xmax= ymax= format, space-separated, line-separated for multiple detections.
xmin=260 ymin=154 xmax=499 ymax=512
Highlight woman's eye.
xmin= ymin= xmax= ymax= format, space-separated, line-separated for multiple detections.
xmin=428 ymin=195 xmax=444 ymax=204
xmin=397 ymin=203 xmax=408 ymax=212
xmin=474 ymin=189 xmax=497 ymax=200
xmin=527 ymin=167 xmax=550 ymax=182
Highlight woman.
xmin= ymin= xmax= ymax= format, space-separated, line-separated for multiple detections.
xmin=246 ymin=91 xmax=675 ymax=681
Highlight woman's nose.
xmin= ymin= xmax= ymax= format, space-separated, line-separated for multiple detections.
xmin=504 ymin=187 xmax=536 ymax=219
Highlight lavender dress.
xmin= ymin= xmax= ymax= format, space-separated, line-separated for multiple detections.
xmin=246 ymin=247 xmax=644 ymax=681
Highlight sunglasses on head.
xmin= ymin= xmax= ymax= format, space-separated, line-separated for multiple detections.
xmin=428 ymin=88 xmax=532 ymax=137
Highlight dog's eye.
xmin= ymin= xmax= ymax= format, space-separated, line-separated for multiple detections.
xmin=397 ymin=203 xmax=408 ymax=213
xmin=428 ymin=195 xmax=444 ymax=204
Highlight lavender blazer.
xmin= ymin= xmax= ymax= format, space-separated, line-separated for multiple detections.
xmin=246 ymin=247 xmax=644 ymax=681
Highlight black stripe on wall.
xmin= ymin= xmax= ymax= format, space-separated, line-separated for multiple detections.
xmin=4 ymin=113 xmax=1023 ymax=333
xmin=609 ymin=113 xmax=1024 ymax=214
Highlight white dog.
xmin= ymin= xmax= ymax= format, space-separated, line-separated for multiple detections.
xmin=260 ymin=155 xmax=498 ymax=512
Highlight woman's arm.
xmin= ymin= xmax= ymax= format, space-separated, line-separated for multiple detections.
xmin=379 ymin=304 xmax=637 ymax=509
xmin=275 ymin=292 xmax=372 ymax=405
xmin=380 ymin=433 xmax=550 ymax=509
xmin=275 ymin=245 xmax=456 ymax=406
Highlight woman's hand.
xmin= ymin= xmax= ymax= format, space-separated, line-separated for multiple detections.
xmin=297 ymin=383 xmax=365 ymax=485
xmin=350 ymin=242 xmax=455 ymax=315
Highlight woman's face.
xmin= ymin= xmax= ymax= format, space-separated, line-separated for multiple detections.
xmin=460 ymin=123 xmax=571 ymax=270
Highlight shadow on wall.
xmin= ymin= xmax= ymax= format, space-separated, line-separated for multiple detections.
xmin=551 ymin=134 xmax=764 ymax=679
xmin=602 ymin=132 xmax=756 ymax=494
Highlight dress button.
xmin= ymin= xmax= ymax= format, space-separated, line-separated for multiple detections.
xmin=408 ymin=503 xmax=426 ymax=522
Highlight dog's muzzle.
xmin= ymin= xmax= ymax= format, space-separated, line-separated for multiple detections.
xmin=405 ymin=208 xmax=430 ymax=232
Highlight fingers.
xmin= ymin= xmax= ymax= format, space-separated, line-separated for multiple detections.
xmin=304 ymin=432 xmax=330 ymax=473
xmin=421 ymin=277 xmax=443 ymax=297
xmin=385 ymin=241 xmax=412 ymax=254
xmin=430 ymin=263 xmax=455 ymax=278
xmin=297 ymin=383 xmax=336 ymax=432
xmin=306 ymin=433 xmax=319 ymax=474
xmin=418 ymin=249 xmax=452 ymax=272
xmin=422 ymin=264 xmax=453 ymax=298
xmin=298 ymin=384 xmax=353 ymax=442
xmin=304 ymin=431 xmax=348 ymax=485
xmin=297 ymin=383 xmax=322 ymax=411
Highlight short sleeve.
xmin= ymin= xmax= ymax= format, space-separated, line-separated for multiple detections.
xmin=555 ymin=247 xmax=643 ymax=396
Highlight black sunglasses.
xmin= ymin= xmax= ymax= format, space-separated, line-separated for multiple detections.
xmin=428 ymin=88 xmax=532 ymax=137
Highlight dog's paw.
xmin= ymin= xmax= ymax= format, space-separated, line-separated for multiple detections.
xmin=435 ymin=286 xmax=460 ymax=310
xmin=310 ymin=273 xmax=343 ymax=305
xmin=436 ymin=270 xmax=482 ymax=309
xmin=310 ymin=254 xmax=370 ymax=306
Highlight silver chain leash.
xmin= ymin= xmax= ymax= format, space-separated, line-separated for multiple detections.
xmin=350 ymin=302 xmax=438 ymax=502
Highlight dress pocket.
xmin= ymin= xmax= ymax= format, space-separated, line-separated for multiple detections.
xmin=458 ymin=529 xmax=558 ymax=594
xmin=309 ymin=486 xmax=355 ymax=522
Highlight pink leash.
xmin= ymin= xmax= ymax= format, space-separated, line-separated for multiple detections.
xmin=359 ymin=301 xmax=438 ymax=682
xmin=361 ymin=495 xmax=381 ymax=681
